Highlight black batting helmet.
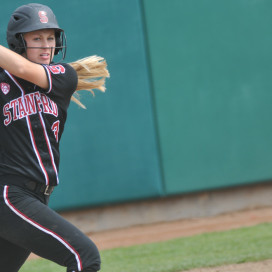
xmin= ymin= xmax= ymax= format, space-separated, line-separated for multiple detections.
xmin=7 ymin=3 xmax=66 ymax=58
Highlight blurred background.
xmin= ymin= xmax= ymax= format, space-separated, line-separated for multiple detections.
xmin=1 ymin=0 xmax=272 ymax=212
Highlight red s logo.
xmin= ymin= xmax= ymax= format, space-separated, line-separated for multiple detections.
xmin=39 ymin=11 xmax=48 ymax=23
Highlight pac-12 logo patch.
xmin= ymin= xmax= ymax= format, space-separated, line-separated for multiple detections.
xmin=1 ymin=83 xmax=10 ymax=95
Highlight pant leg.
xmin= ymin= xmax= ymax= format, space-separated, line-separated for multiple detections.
xmin=0 ymin=237 xmax=30 ymax=272
xmin=0 ymin=185 xmax=100 ymax=272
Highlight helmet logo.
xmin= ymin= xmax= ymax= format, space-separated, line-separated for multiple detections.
xmin=38 ymin=11 xmax=48 ymax=23
xmin=1 ymin=83 xmax=10 ymax=95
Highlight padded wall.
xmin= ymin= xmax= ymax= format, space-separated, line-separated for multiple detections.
xmin=142 ymin=0 xmax=272 ymax=194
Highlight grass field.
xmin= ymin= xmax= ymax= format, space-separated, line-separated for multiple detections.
xmin=20 ymin=223 xmax=272 ymax=272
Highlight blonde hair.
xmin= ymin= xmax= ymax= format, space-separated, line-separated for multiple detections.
xmin=69 ymin=56 xmax=110 ymax=109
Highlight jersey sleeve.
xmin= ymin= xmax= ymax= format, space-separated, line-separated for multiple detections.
xmin=41 ymin=63 xmax=78 ymax=110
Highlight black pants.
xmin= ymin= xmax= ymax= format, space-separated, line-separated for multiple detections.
xmin=0 ymin=181 xmax=101 ymax=272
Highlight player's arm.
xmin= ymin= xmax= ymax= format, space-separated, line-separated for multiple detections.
xmin=0 ymin=45 xmax=48 ymax=89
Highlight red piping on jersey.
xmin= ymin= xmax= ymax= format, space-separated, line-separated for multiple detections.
xmin=43 ymin=65 xmax=53 ymax=93
xmin=38 ymin=112 xmax=59 ymax=184
xmin=3 ymin=186 xmax=83 ymax=271
xmin=33 ymin=67 xmax=59 ymax=183
xmin=5 ymin=71 xmax=51 ymax=185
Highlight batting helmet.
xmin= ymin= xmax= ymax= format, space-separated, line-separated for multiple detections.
xmin=7 ymin=3 xmax=66 ymax=58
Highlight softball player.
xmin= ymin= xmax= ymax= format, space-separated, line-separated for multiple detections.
xmin=0 ymin=3 xmax=109 ymax=272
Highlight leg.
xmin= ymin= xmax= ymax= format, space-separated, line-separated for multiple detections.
xmin=0 ymin=237 xmax=30 ymax=272
xmin=0 ymin=185 xmax=100 ymax=272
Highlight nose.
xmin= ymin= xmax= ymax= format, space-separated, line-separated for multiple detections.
xmin=41 ymin=39 xmax=51 ymax=49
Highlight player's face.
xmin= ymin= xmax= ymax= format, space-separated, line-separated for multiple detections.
xmin=23 ymin=29 xmax=56 ymax=65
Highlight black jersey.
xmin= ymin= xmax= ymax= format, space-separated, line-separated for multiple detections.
xmin=0 ymin=63 xmax=78 ymax=186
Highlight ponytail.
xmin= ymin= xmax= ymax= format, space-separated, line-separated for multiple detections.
xmin=69 ymin=55 xmax=110 ymax=108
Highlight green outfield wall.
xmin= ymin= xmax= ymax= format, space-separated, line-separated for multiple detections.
xmin=142 ymin=0 xmax=272 ymax=194
xmin=1 ymin=0 xmax=272 ymax=210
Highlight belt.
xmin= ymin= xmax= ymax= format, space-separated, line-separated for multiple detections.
xmin=25 ymin=181 xmax=55 ymax=196
xmin=0 ymin=175 xmax=55 ymax=196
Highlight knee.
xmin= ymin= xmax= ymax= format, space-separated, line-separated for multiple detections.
xmin=71 ymin=256 xmax=100 ymax=272
xmin=67 ymin=243 xmax=101 ymax=272
xmin=81 ymin=246 xmax=101 ymax=272
xmin=82 ymin=258 xmax=101 ymax=272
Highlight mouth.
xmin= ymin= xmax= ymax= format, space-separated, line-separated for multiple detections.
xmin=40 ymin=53 xmax=51 ymax=59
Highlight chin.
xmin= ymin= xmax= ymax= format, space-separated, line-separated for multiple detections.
xmin=39 ymin=60 xmax=51 ymax=65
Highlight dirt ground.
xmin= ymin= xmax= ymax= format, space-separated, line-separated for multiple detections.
xmin=29 ymin=206 xmax=272 ymax=271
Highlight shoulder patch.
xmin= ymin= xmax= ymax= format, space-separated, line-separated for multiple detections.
xmin=0 ymin=83 xmax=10 ymax=95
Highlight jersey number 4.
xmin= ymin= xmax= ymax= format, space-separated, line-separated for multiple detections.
xmin=51 ymin=120 xmax=60 ymax=142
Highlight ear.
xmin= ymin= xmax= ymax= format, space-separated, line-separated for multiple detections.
xmin=15 ymin=33 xmax=27 ymax=54
xmin=55 ymin=32 xmax=62 ymax=55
